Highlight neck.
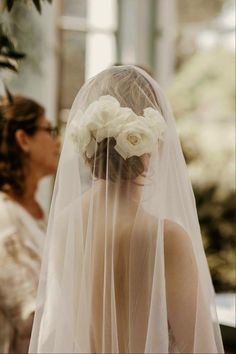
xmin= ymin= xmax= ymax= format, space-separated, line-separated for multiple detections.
xmin=17 ymin=169 xmax=41 ymax=203
xmin=97 ymin=178 xmax=143 ymax=204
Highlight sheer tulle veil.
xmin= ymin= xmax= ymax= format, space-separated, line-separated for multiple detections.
xmin=29 ymin=65 xmax=224 ymax=353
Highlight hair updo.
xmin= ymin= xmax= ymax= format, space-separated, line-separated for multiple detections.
xmin=84 ymin=66 xmax=159 ymax=182
xmin=85 ymin=138 xmax=145 ymax=182
xmin=0 ymin=95 xmax=45 ymax=196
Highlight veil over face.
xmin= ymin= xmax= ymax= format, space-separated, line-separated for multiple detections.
xmin=29 ymin=66 xmax=224 ymax=354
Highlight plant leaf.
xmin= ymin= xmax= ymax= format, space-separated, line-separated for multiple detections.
xmin=0 ymin=35 xmax=15 ymax=51
xmin=0 ymin=61 xmax=18 ymax=72
xmin=33 ymin=0 xmax=42 ymax=14
xmin=3 ymin=81 xmax=14 ymax=103
xmin=1 ymin=49 xmax=26 ymax=59
xmin=6 ymin=0 xmax=14 ymax=12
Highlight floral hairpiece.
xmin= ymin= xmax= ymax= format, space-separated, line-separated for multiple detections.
xmin=70 ymin=95 xmax=167 ymax=160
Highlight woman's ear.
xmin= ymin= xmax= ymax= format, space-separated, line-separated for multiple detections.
xmin=15 ymin=129 xmax=31 ymax=153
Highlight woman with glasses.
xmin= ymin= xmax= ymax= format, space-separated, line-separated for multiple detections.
xmin=0 ymin=95 xmax=60 ymax=354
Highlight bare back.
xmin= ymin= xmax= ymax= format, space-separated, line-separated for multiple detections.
xmin=82 ymin=181 xmax=157 ymax=353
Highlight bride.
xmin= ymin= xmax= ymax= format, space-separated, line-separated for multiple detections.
xmin=29 ymin=65 xmax=224 ymax=353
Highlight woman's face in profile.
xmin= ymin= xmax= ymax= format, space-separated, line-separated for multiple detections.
xmin=27 ymin=116 xmax=60 ymax=176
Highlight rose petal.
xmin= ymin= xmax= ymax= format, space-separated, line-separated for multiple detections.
xmin=114 ymin=143 xmax=128 ymax=160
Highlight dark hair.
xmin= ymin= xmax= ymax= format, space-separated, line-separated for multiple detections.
xmin=0 ymin=95 xmax=45 ymax=196
xmin=85 ymin=66 xmax=158 ymax=182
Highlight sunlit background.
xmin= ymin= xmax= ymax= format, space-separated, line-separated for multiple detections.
xmin=0 ymin=0 xmax=235 ymax=351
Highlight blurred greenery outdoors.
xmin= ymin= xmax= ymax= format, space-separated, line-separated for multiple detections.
xmin=169 ymin=48 xmax=235 ymax=292
xmin=0 ymin=0 xmax=52 ymax=98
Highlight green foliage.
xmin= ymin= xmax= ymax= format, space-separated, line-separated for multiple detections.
xmin=0 ymin=24 xmax=25 ymax=72
xmin=169 ymin=48 xmax=235 ymax=291
xmin=3 ymin=0 xmax=52 ymax=14
xmin=196 ymin=186 xmax=235 ymax=291
xmin=170 ymin=49 xmax=235 ymax=124
xmin=0 ymin=24 xmax=26 ymax=100
xmin=0 ymin=0 xmax=52 ymax=97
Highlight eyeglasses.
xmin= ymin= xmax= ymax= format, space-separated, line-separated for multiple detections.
xmin=36 ymin=127 xmax=59 ymax=138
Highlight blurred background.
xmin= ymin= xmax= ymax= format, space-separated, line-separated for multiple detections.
xmin=0 ymin=0 xmax=235 ymax=351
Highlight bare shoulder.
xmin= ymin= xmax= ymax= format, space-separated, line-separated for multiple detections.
xmin=164 ymin=219 xmax=193 ymax=255
xmin=164 ymin=219 xmax=188 ymax=238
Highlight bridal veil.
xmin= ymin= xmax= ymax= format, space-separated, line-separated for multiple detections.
xmin=29 ymin=65 xmax=224 ymax=353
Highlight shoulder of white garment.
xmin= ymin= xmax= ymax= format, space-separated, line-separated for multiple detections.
xmin=0 ymin=191 xmax=18 ymax=241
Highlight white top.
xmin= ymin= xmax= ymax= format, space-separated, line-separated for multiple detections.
xmin=0 ymin=191 xmax=46 ymax=354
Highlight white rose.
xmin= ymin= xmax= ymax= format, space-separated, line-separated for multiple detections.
xmin=70 ymin=111 xmax=91 ymax=154
xmin=119 ymin=107 xmax=137 ymax=123
xmin=83 ymin=96 xmax=119 ymax=142
xmin=71 ymin=109 xmax=83 ymax=123
xmin=70 ymin=99 xmax=167 ymax=160
xmin=83 ymin=96 xmax=136 ymax=143
xmin=143 ymin=107 xmax=167 ymax=140
xmin=95 ymin=106 xmax=138 ymax=142
xmin=114 ymin=119 xmax=156 ymax=159
xmin=84 ymin=95 xmax=120 ymax=132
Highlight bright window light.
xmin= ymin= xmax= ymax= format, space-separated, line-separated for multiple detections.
xmin=87 ymin=0 xmax=117 ymax=29
xmin=86 ymin=33 xmax=116 ymax=79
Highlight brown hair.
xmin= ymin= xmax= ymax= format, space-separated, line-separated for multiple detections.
xmin=0 ymin=95 xmax=45 ymax=196
xmin=85 ymin=66 xmax=158 ymax=181
xmin=85 ymin=138 xmax=145 ymax=182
